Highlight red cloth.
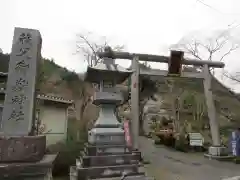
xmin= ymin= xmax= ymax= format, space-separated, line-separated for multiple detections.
xmin=124 ymin=120 xmax=132 ymax=147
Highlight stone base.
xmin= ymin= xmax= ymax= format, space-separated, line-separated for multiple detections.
xmin=204 ymin=146 xmax=233 ymax=160
xmin=70 ymin=166 xmax=155 ymax=180
xmin=0 ymin=135 xmax=46 ymax=162
xmin=84 ymin=143 xmax=131 ymax=156
xmin=72 ymin=142 xmax=149 ymax=180
xmin=0 ymin=154 xmax=57 ymax=179
xmin=78 ymin=152 xmax=142 ymax=167
xmin=204 ymin=153 xmax=234 ymax=160
xmin=70 ymin=164 xmax=151 ymax=180
xmin=208 ymin=146 xmax=228 ymax=156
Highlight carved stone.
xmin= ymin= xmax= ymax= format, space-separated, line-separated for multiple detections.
xmin=1 ymin=27 xmax=42 ymax=136
xmin=0 ymin=27 xmax=56 ymax=179
xmin=0 ymin=154 xmax=56 ymax=179
xmin=0 ymin=135 xmax=46 ymax=162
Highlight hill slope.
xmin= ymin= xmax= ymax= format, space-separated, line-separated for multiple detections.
xmin=0 ymin=53 xmax=84 ymax=100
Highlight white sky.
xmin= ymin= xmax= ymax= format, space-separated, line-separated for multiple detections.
xmin=1 ymin=0 xmax=240 ymax=90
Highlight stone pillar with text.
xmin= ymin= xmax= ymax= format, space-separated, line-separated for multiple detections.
xmin=0 ymin=27 xmax=56 ymax=180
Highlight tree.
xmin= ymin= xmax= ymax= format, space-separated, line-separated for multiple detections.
xmin=76 ymin=31 xmax=125 ymax=67
xmin=171 ymin=27 xmax=239 ymax=74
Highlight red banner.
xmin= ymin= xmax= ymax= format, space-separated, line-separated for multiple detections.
xmin=123 ymin=120 xmax=132 ymax=147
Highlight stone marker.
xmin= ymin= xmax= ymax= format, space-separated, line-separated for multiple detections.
xmin=0 ymin=27 xmax=55 ymax=179
xmin=1 ymin=27 xmax=42 ymax=136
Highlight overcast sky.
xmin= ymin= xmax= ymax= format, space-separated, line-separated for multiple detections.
xmin=1 ymin=0 xmax=240 ymax=90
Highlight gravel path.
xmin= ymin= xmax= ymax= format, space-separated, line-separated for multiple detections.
xmin=139 ymin=137 xmax=240 ymax=180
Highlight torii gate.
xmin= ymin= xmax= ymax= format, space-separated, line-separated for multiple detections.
xmin=98 ymin=48 xmax=226 ymax=157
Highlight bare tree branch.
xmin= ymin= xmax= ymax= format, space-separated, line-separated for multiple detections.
xmin=179 ymin=29 xmax=236 ymax=58
xmin=172 ymin=28 xmax=239 ymax=77
xmin=219 ymin=44 xmax=239 ymax=62
xmin=76 ymin=31 xmax=125 ymax=67
xmin=223 ymin=70 xmax=240 ymax=83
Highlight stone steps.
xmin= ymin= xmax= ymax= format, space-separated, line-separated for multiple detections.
xmin=78 ymin=153 xmax=141 ymax=167
xmin=70 ymin=143 xmax=154 ymax=180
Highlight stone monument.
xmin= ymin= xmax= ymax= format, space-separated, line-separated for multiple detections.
xmin=70 ymin=48 xmax=154 ymax=180
xmin=0 ymin=27 xmax=56 ymax=179
xmin=86 ymin=57 xmax=131 ymax=153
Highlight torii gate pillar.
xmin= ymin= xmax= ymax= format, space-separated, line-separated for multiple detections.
xmin=131 ymin=56 xmax=140 ymax=150
xmin=203 ymin=65 xmax=221 ymax=146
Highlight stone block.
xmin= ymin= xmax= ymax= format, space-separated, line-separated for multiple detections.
xmin=71 ymin=164 xmax=144 ymax=180
xmin=208 ymin=146 xmax=228 ymax=156
xmin=84 ymin=143 xmax=130 ymax=156
xmin=93 ymin=91 xmax=123 ymax=105
xmin=70 ymin=164 xmax=150 ymax=180
xmin=80 ymin=153 xmax=141 ymax=167
xmin=0 ymin=135 xmax=46 ymax=162
xmin=0 ymin=154 xmax=56 ymax=179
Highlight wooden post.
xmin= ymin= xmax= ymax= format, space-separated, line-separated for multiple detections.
xmin=131 ymin=56 xmax=139 ymax=150
xmin=203 ymin=64 xmax=221 ymax=146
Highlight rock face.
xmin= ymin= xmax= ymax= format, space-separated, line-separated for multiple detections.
xmin=142 ymin=94 xmax=170 ymax=135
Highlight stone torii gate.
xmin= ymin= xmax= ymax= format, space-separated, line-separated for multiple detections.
xmin=98 ymin=47 xmax=227 ymax=158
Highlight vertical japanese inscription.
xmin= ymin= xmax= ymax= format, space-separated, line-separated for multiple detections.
xmin=18 ymin=32 xmax=32 ymax=44
xmin=15 ymin=33 xmax=32 ymax=74
xmin=11 ymin=78 xmax=28 ymax=92
xmin=1 ymin=28 xmax=42 ymax=136
xmin=7 ymin=32 xmax=32 ymax=122
xmin=8 ymin=93 xmax=27 ymax=122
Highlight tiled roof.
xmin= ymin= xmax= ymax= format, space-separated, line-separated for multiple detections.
xmin=0 ymin=72 xmax=7 ymax=76
xmin=37 ymin=93 xmax=73 ymax=104
xmin=0 ymin=87 xmax=73 ymax=104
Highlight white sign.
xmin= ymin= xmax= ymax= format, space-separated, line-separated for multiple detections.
xmin=189 ymin=133 xmax=204 ymax=147
xmin=190 ymin=139 xmax=203 ymax=146
xmin=232 ymin=141 xmax=237 ymax=156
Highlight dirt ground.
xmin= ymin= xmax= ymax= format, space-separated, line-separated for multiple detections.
xmin=139 ymin=137 xmax=240 ymax=180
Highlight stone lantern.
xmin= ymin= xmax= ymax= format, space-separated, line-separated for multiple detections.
xmin=71 ymin=49 xmax=154 ymax=180
xmin=84 ymin=55 xmax=132 ymax=149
